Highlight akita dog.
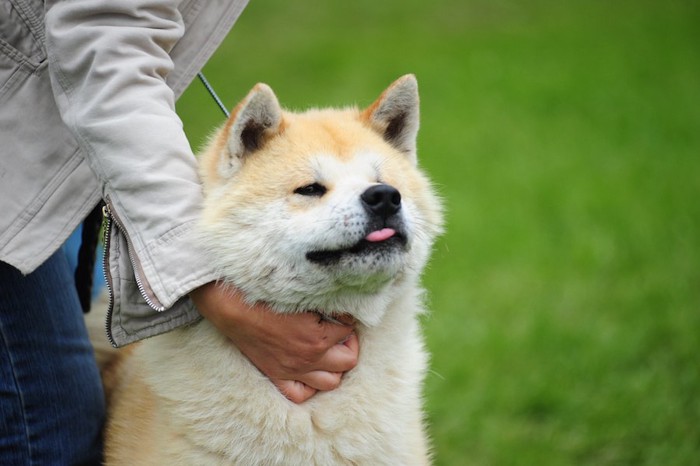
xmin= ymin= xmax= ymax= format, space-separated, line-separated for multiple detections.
xmin=102 ymin=75 xmax=443 ymax=465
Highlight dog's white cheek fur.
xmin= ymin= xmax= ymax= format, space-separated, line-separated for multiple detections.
xmin=198 ymin=190 xmax=427 ymax=325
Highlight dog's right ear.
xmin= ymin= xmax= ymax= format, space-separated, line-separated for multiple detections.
xmin=219 ymin=83 xmax=283 ymax=179
xmin=361 ymin=74 xmax=420 ymax=164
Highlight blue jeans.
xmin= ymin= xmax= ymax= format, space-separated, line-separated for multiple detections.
xmin=0 ymin=250 xmax=104 ymax=465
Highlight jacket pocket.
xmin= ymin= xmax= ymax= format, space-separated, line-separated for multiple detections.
xmin=0 ymin=0 xmax=46 ymax=98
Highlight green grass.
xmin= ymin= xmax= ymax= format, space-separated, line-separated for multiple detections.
xmin=177 ymin=1 xmax=700 ymax=464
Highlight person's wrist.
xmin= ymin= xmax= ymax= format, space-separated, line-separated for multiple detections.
xmin=191 ymin=282 xmax=240 ymax=323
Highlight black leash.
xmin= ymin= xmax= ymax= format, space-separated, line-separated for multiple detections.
xmin=197 ymin=72 xmax=230 ymax=118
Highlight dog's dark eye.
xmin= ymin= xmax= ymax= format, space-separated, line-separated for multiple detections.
xmin=294 ymin=183 xmax=327 ymax=197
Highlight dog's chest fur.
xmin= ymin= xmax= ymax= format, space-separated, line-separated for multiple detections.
xmin=107 ymin=285 xmax=429 ymax=464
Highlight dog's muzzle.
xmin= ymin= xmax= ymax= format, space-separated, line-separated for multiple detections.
xmin=306 ymin=184 xmax=407 ymax=266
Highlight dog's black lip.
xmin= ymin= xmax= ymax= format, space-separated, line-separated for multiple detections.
xmin=306 ymin=234 xmax=407 ymax=266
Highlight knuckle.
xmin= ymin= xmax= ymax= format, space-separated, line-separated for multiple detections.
xmin=346 ymin=353 xmax=359 ymax=370
xmin=321 ymin=373 xmax=342 ymax=391
xmin=309 ymin=339 xmax=329 ymax=356
xmin=279 ymin=355 xmax=303 ymax=373
xmin=281 ymin=353 xmax=315 ymax=373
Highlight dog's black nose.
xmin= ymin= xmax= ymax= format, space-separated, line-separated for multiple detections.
xmin=361 ymin=184 xmax=402 ymax=219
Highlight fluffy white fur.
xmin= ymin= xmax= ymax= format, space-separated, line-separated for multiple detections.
xmin=103 ymin=75 xmax=443 ymax=465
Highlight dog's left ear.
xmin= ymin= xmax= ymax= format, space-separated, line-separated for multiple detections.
xmin=220 ymin=83 xmax=283 ymax=178
xmin=361 ymin=74 xmax=420 ymax=164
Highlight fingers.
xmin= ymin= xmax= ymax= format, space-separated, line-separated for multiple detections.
xmin=192 ymin=283 xmax=362 ymax=402
xmin=273 ymin=379 xmax=318 ymax=404
xmin=294 ymin=334 xmax=359 ymax=394
xmin=274 ymin=333 xmax=358 ymax=381
xmin=318 ymin=315 xmax=356 ymax=347
xmin=271 ymin=314 xmax=356 ymax=372
xmin=342 ymin=331 xmax=359 ymax=352
xmin=314 ymin=333 xmax=359 ymax=373
xmin=272 ymin=334 xmax=360 ymax=403
xmin=297 ymin=370 xmax=344 ymax=392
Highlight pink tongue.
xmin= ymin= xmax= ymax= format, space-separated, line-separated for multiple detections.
xmin=365 ymin=228 xmax=396 ymax=242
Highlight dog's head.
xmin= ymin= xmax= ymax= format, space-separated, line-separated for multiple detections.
xmin=197 ymin=75 xmax=442 ymax=325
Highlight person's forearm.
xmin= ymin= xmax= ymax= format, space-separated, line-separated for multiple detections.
xmin=44 ymin=0 xmax=214 ymax=307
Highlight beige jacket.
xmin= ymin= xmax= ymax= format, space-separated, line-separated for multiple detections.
xmin=0 ymin=0 xmax=248 ymax=345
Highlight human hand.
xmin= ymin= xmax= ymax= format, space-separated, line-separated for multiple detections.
xmin=190 ymin=282 xmax=359 ymax=403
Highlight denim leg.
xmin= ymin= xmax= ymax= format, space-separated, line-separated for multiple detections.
xmin=0 ymin=250 xmax=104 ymax=465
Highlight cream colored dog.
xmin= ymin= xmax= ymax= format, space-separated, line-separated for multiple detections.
xmin=102 ymin=75 xmax=443 ymax=465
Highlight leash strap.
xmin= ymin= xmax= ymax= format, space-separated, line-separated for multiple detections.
xmin=197 ymin=72 xmax=230 ymax=118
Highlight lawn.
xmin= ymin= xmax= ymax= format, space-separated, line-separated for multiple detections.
xmin=177 ymin=1 xmax=700 ymax=464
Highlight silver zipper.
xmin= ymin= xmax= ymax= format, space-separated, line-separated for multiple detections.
xmin=101 ymin=205 xmax=117 ymax=347
xmin=103 ymin=201 xmax=166 ymax=311
xmin=101 ymin=200 xmax=166 ymax=345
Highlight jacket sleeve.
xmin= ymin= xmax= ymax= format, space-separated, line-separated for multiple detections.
xmin=43 ymin=0 xmax=219 ymax=344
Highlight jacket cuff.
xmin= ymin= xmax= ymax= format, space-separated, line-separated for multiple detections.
xmin=104 ymin=216 xmax=217 ymax=346
xmin=139 ymin=220 xmax=218 ymax=308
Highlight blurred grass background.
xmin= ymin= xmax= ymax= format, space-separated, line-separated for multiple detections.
xmin=176 ymin=1 xmax=700 ymax=464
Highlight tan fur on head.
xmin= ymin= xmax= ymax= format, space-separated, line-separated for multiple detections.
xmin=201 ymin=74 xmax=421 ymax=193
xmin=199 ymin=83 xmax=285 ymax=191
